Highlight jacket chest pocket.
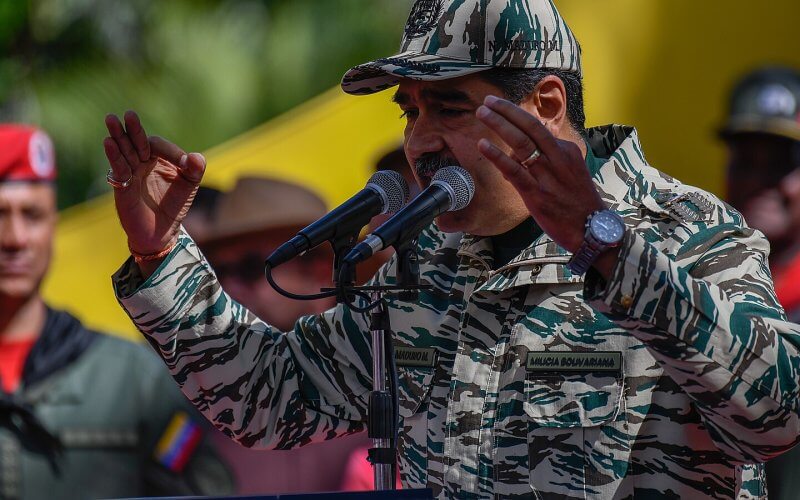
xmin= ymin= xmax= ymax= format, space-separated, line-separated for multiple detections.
xmin=397 ymin=367 xmax=434 ymax=489
xmin=524 ymin=373 xmax=631 ymax=498
xmin=524 ymin=373 xmax=623 ymax=428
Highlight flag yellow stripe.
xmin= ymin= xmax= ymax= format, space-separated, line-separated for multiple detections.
xmin=155 ymin=412 xmax=188 ymax=458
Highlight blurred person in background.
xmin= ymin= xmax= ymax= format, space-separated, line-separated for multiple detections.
xmin=202 ymin=176 xmax=336 ymax=331
xmin=368 ymin=145 xmax=422 ymax=230
xmin=0 ymin=124 xmax=233 ymax=499
xmin=721 ymin=66 xmax=800 ymax=320
xmin=720 ymin=66 xmax=800 ymax=500
xmin=355 ymin=145 xmax=422 ymax=283
xmin=188 ymin=176 xmax=370 ymax=494
xmin=181 ymin=185 xmax=223 ymax=246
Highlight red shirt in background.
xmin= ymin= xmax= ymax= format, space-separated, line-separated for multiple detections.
xmin=340 ymin=445 xmax=402 ymax=491
xmin=0 ymin=337 xmax=36 ymax=393
xmin=774 ymin=253 xmax=800 ymax=318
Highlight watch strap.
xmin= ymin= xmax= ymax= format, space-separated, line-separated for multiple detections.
xmin=567 ymin=227 xmax=604 ymax=275
xmin=567 ymin=210 xmax=624 ymax=276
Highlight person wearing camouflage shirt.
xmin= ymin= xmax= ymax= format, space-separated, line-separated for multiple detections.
xmin=104 ymin=0 xmax=800 ymax=498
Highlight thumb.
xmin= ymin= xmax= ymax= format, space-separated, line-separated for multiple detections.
xmin=179 ymin=152 xmax=206 ymax=184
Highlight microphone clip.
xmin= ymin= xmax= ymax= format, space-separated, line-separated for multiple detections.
xmin=394 ymin=238 xmax=420 ymax=302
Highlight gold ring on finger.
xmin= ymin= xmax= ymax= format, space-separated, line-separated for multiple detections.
xmin=521 ymin=148 xmax=541 ymax=168
xmin=106 ymin=169 xmax=132 ymax=189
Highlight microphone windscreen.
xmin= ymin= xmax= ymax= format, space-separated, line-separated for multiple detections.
xmin=432 ymin=166 xmax=474 ymax=211
xmin=367 ymin=170 xmax=410 ymax=214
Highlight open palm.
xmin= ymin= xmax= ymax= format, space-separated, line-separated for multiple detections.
xmin=103 ymin=111 xmax=206 ymax=256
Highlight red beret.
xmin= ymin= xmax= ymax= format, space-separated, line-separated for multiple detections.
xmin=0 ymin=124 xmax=57 ymax=182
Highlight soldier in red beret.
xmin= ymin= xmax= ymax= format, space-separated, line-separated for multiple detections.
xmin=0 ymin=124 xmax=234 ymax=499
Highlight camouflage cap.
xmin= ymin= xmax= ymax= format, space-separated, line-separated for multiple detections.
xmin=721 ymin=66 xmax=800 ymax=142
xmin=341 ymin=0 xmax=581 ymax=96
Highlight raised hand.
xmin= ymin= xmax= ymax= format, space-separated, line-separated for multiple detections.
xmin=475 ymin=95 xmax=605 ymax=254
xmin=103 ymin=111 xmax=206 ymax=266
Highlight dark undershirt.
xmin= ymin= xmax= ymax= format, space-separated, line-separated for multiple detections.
xmin=489 ymin=143 xmax=608 ymax=270
xmin=491 ymin=216 xmax=541 ymax=270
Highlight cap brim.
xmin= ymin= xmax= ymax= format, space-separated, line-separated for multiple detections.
xmin=341 ymin=51 xmax=492 ymax=95
xmin=720 ymin=117 xmax=800 ymax=142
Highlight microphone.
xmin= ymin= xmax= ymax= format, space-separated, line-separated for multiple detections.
xmin=265 ymin=170 xmax=409 ymax=268
xmin=342 ymin=166 xmax=474 ymax=266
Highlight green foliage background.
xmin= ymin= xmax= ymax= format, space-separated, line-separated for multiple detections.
xmin=0 ymin=0 xmax=413 ymax=208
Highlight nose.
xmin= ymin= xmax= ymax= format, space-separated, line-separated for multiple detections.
xmin=404 ymin=113 xmax=446 ymax=169
xmin=0 ymin=213 xmax=29 ymax=251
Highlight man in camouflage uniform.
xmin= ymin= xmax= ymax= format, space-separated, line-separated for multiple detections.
xmin=103 ymin=0 xmax=800 ymax=498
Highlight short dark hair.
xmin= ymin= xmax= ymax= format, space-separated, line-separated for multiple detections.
xmin=480 ymin=68 xmax=586 ymax=135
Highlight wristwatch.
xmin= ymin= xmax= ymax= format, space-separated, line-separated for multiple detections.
xmin=567 ymin=209 xmax=626 ymax=275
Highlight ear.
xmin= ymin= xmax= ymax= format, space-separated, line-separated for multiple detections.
xmin=519 ymin=75 xmax=568 ymax=136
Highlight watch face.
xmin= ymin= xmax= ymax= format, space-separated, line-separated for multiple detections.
xmin=590 ymin=211 xmax=625 ymax=245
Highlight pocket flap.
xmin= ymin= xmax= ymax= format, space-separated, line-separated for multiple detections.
xmin=524 ymin=374 xmax=623 ymax=428
xmin=397 ymin=367 xmax=435 ymax=419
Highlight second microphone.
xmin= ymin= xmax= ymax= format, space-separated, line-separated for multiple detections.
xmin=343 ymin=166 xmax=475 ymax=266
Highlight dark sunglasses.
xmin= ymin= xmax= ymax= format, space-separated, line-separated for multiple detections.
xmin=212 ymin=253 xmax=264 ymax=284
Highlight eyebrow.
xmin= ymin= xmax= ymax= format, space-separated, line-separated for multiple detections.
xmin=392 ymin=87 xmax=475 ymax=106
xmin=392 ymin=91 xmax=410 ymax=106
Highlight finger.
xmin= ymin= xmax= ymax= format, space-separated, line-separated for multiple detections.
xmin=179 ymin=152 xmax=206 ymax=184
xmin=476 ymin=105 xmax=541 ymax=164
xmin=478 ymin=138 xmax=538 ymax=193
xmin=103 ymin=137 xmax=132 ymax=183
xmin=148 ymin=136 xmax=187 ymax=166
xmin=123 ymin=110 xmax=151 ymax=162
xmin=483 ymin=95 xmax=560 ymax=158
xmin=105 ymin=114 xmax=142 ymax=170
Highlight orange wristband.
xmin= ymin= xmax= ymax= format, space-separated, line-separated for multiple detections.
xmin=130 ymin=240 xmax=177 ymax=264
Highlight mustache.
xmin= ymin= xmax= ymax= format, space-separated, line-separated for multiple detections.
xmin=414 ymin=155 xmax=461 ymax=178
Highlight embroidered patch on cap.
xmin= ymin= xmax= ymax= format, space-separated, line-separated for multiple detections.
xmin=404 ymin=0 xmax=445 ymax=39
xmin=28 ymin=130 xmax=55 ymax=179
xmin=526 ymin=351 xmax=622 ymax=373
xmin=395 ymin=347 xmax=437 ymax=368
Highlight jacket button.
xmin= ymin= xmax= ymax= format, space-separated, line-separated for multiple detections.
xmin=531 ymin=264 xmax=542 ymax=275
xmin=620 ymin=295 xmax=634 ymax=309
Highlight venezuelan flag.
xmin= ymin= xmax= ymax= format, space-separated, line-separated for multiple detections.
xmin=155 ymin=412 xmax=203 ymax=472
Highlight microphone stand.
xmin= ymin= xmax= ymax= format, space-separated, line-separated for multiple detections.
xmin=335 ymin=239 xmax=428 ymax=490
xmin=267 ymin=233 xmax=430 ymax=492
xmin=368 ymin=292 xmax=394 ymax=490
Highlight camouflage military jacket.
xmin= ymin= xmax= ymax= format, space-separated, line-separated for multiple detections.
xmin=113 ymin=125 xmax=800 ymax=499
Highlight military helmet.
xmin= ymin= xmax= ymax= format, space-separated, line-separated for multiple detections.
xmin=721 ymin=66 xmax=800 ymax=141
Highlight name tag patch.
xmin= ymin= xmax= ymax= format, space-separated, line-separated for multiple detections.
xmin=395 ymin=347 xmax=436 ymax=368
xmin=526 ymin=351 xmax=622 ymax=373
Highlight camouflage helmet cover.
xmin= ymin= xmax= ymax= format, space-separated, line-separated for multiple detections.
xmin=341 ymin=0 xmax=582 ymax=95
xmin=721 ymin=66 xmax=800 ymax=142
